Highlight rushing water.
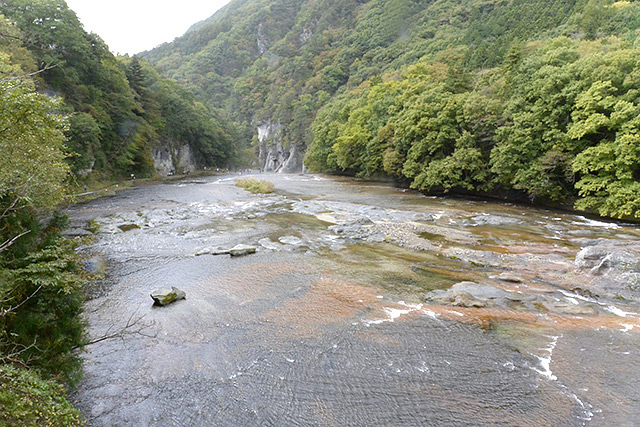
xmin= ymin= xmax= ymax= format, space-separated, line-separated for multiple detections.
xmin=68 ymin=174 xmax=640 ymax=426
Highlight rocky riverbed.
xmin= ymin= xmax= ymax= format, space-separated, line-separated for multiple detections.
xmin=68 ymin=174 xmax=640 ymax=426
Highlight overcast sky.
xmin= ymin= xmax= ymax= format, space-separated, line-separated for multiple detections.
xmin=65 ymin=0 xmax=231 ymax=55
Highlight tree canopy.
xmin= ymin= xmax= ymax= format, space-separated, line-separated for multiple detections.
xmin=307 ymin=36 xmax=640 ymax=219
xmin=0 ymin=2 xmax=239 ymax=180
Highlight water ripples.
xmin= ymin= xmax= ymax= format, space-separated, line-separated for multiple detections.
xmin=69 ymin=174 xmax=640 ymax=425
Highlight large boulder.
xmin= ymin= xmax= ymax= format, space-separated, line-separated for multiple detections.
xmin=196 ymin=247 xmax=232 ymax=256
xmin=427 ymin=290 xmax=486 ymax=308
xmin=211 ymin=248 xmax=232 ymax=255
xmin=151 ymin=287 xmax=186 ymax=306
xmin=494 ymin=272 xmax=524 ymax=283
xmin=328 ymin=218 xmax=384 ymax=243
xmin=200 ymin=245 xmax=258 ymax=256
xmin=450 ymin=282 xmax=518 ymax=300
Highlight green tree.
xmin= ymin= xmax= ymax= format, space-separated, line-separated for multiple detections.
xmin=0 ymin=77 xmax=69 ymax=215
xmin=0 ymin=47 xmax=86 ymax=401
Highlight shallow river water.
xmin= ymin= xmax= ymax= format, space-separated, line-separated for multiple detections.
xmin=68 ymin=174 xmax=640 ymax=426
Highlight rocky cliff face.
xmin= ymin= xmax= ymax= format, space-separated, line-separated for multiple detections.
xmin=153 ymin=139 xmax=198 ymax=176
xmin=257 ymin=121 xmax=304 ymax=173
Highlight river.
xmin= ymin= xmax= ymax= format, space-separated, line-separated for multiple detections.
xmin=67 ymin=173 xmax=640 ymax=426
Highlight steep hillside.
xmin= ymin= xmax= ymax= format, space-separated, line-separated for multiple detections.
xmin=144 ymin=0 xmax=640 ymax=219
xmin=0 ymin=0 xmax=238 ymax=182
xmin=144 ymin=0 xmax=591 ymax=166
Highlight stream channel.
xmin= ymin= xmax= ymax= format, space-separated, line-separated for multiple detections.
xmin=67 ymin=173 xmax=640 ymax=426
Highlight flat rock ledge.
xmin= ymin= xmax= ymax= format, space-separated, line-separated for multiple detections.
xmin=151 ymin=287 xmax=186 ymax=306
xmin=229 ymin=244 xmax=257 ymax=256
xmin=427 ymin=282 xmax=520 ymax=308
xmin=196 ymin=244 xmax=257 ymax=257
xmin=425 ymin=281 xmax=601 ymax=316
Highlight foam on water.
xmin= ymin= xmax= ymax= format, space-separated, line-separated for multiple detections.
xmin=604 ymin=305 xmax=635 ymax=318
xmin=363 ymin=302 xmax=428 ymax=326
xmin=559 ymin=290 xmax=595 ymax=304
xmin=565 ymin=296 xmax=580 ymax=305
xmin=559 ymin=289 xmax=639 ymax=319
xmin=567 ymin=390 xmax=594 ymax=422
xmin=446 ymin=310 xmax=465 ymax=317
xmin=531 ymin=335 xmax=560 ymax=381
xmin=416 ymin=361 xmax=430 ymax=373
xmin=572 ymin=215 xmax=620 ymax=229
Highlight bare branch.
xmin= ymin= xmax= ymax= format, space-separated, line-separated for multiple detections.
xmin=0 ymin=284 xmax=41 ymax=318
xmin=0 ymin=336 xmax=42 ymax=367
xmin=0 ymin=229 xmax=30 ymax=254
xmin=0 ymin=195 xmax=20 ymax=221
xmin=0 ymin=32 xmax=24 ymax=43
xmin=82 ymin=311 xmax=156 ymax=348
xmin=0 ymin=64 xmax=58 ymax=83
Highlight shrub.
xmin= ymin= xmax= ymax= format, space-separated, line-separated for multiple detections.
xmin=1 ymin=212 xmax=87 ymax=384
xmin=235 ymin=178 xmax=275 ymax=194
xmin=0 ymin=364 xmax=82 ymax=426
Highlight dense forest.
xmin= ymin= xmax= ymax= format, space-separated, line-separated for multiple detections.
xmin=1 ymin=0 xmax=238 ymax=182
xmin=146 ymin=0 xmax=640 ymax=219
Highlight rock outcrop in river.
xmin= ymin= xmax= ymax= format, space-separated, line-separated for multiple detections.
xmin=150 ymin=287 xmax=186 ymax=306
xmin=574 ymin=242 xmax=640 ymax=300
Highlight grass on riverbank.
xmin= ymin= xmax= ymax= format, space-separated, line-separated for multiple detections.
xmin=235 ymin=178 xmax=274 ymax=194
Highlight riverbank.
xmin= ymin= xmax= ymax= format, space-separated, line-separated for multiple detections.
xmin=335 ymin=172 xmax=638 ymax=226
xmin=69 ymin=170 xmax=234 ymax=204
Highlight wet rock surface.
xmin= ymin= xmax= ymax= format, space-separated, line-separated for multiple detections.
xmin=574 ymin=243 xmax=640 ymax=299
xmin=150 ymin=287 xmax=186 ymax=306
xmin=67 ymin=174 xmax=640 ymax=426
xmin=464 ymin=214 xmax=523 ymax=226
xmin=495 ymin=272 xmax=524 ymax=283
xmin=427 ymin=281 xmax=521 ymax=308
xmin=229 ymin=244 xmax=257 ymax=256
xmin=576 ymin=245 xmax=636 ymax=273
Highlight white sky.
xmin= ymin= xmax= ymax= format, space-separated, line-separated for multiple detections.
xmin=65 ymin=0 xmax=231 ymax=55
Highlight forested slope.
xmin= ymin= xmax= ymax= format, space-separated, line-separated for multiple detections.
xmin=1 ymin=0 xmax=238 ymax=182
xmin=145 ymin=0 xmax=640 ymax=219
